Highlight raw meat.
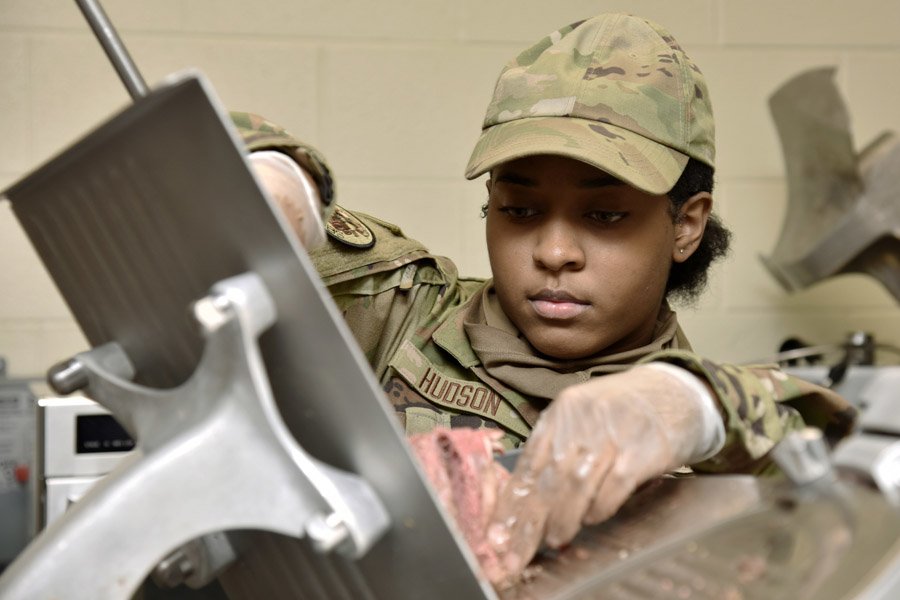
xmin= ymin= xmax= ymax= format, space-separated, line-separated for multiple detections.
xmin=409 ymin=427 xmax=512 ymax=585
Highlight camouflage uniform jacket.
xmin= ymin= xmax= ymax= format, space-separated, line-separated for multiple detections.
xmin=233 ymin=113 xmax=856 ymax=475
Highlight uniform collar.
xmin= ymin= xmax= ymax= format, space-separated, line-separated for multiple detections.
xmin=434 ymin=281 xmax=690 ymax=401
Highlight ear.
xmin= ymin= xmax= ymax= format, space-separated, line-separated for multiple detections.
xmin=485 ymin=177 xmax=493 ymax=195
xmin=672 ymin=191 xmax=712 ymax=263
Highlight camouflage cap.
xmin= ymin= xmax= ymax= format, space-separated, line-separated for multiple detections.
xmin=465 ymin=13 xmax=714 ymax=194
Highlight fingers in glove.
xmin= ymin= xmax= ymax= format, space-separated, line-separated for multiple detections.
xmin=487 ymin=473 xmax=549 ymax=576
xmin=583 ymin=463 xmax=638 ymax=525
xmin=532 ymin=388 xmax=615 ymax=548
xmin=542 ymin=441 xmax=614 ymax=548
xmin=583 ymin=440 xmax=669 ymax=524
xmin=486 ymin=420 xmax=555 ymax=575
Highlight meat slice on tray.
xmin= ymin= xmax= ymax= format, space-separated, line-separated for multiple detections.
xmin=409 ymin=427 xmax=512 ymax=585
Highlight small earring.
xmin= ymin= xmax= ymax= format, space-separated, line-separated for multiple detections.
xmin=679 ymin=248 xmax=685 ymax=254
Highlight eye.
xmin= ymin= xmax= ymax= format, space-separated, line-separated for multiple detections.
xmin=499 ymin=206 xmax=540 ymax=219
xmin=587 ymin=211 xmax=627 ymax=225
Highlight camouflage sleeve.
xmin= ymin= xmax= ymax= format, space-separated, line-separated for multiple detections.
xmin=228 ymin=112 xmax=335 ymax=218
xmin=639 ymin=349 xmax=858 ymax=475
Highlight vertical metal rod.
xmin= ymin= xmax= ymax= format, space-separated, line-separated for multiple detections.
xmin=74 ymin=0 xmax=148 ymax=100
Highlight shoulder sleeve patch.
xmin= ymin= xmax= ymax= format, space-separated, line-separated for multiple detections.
xmin=326 ymin=206 xmax=376 ymax=248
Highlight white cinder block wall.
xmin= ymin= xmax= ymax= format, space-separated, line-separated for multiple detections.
xmin=2 ymin=0 xmax=900 ymax=377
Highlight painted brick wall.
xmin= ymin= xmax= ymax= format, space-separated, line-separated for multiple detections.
xmin=2 ymin=0 xmax=899 ymax=376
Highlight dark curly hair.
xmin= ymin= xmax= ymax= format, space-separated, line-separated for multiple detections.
xmin=480 ymin=158 xmax=731 ymax=304
xmin=665 ymin=158 xmax=731 ymax=303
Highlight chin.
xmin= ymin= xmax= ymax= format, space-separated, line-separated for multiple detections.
xmin=531 ymin=336 xmax=599 ymax=361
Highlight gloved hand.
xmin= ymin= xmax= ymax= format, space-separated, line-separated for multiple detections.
xmin=486 ymin=362 xmax=725 ymax=579
xmin=249 ymin=150 xmax=327 ymax=249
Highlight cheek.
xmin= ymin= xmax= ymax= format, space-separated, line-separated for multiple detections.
xmin=486 ymin=218 xmax=522 ymax=272
xmin=589 ymin=231 xmax=673 ymax=298
xmin=485 ymin=218 xmax=502 ymax=268
xmin=633 ymin=234 xmax=675 ymax=294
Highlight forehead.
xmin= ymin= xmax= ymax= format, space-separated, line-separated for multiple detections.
xmin=491 ymin=155 xmax=625 ymax=188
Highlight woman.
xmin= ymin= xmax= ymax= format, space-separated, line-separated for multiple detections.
xmin=239 ymin=12 xmax=854 ymax=581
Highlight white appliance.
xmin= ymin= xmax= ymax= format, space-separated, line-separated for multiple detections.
xmin=36 ymin=396 xmax=135 ymax=528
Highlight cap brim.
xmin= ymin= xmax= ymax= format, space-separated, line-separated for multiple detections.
xmin=465 ymin=116 xmax=689 ymax=195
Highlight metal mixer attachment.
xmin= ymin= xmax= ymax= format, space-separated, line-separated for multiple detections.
xmin=764 ymin=67 xmax=900 ymax=301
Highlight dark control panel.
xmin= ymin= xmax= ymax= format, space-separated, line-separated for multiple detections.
xmin=75 ymin=415 xmax=135 ymax=454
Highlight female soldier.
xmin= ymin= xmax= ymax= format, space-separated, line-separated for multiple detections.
xmin=239 ymin=12 xmax=854 ymax=581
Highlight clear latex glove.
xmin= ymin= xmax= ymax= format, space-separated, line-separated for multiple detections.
xmin=486 ymin=363 xmax=724 ymax=579
xmin=249 ymin=150 xmax=327 ymax=249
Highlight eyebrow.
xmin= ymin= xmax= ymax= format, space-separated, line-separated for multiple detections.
xmin=577 ymin=176 xmax=624 ymax=189
xmin=494 ymin=172 xmax=536 ymax=186
xmin=494 ymin=172 xmax=624 ymax=188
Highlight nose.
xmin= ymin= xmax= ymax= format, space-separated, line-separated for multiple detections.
xmin=532 ymin=220 xmax=585 ymax=272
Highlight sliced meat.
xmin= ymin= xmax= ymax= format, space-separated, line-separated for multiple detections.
xmin=409 ymin=427 xmax=512 ymax=585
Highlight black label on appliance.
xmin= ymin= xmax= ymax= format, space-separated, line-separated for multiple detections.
xmin=76 ymin=414 xmax=135 ymax=453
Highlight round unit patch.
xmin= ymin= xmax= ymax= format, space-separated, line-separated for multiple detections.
xmin=325 ymin=207 xmax=375 ymax=248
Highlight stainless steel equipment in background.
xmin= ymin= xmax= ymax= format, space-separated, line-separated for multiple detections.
xmin=758 ymin=330 xmax=900 ymax=392
xmin=764 ymin=67 xmax=900 ymax=302
xmin=0 ymin=359 xmax=37 ymax=573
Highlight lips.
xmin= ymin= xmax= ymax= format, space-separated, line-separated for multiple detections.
xmin=528 ymin=289 xmax=590 ymax=320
